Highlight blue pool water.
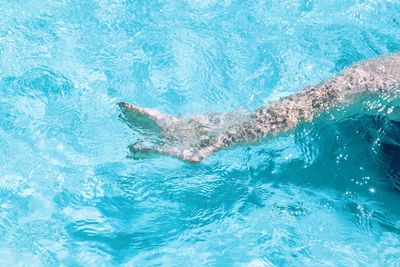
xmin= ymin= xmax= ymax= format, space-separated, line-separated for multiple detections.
xmin=1 ymin=0 xmax=400 ymax=265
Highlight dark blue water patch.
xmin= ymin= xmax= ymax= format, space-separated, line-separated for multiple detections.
xmin=316 ymin=114 xmax=400 ymax=193
xmin=381 ymin=142 xmax=400 ymax=191
xmin=370 ymin=117 xmax=400 ymax=192
xmin=231 ymin=114 xmax=399 ymax=198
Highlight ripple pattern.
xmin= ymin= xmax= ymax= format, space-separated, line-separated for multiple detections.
xmin=1 ymin=0 xmax=400 ymax=265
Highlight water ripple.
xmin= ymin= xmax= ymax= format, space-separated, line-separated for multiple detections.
xmin=1 ymin=0 xmax=400 ymax=265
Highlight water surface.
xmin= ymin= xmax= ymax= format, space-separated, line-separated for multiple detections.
xmin=1 ymin=0 xmax=400 ymax=265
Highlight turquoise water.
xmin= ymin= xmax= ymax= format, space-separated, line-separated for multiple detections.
xmin=1 ymin=0 xmax=400 ymax=265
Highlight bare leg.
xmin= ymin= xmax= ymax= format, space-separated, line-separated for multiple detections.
xmin=120 ymin=52 xmax=400 ymax=163
xmin=118 ymin=101 xmax=245 ymax=162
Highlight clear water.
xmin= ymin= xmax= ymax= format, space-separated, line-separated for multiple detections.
xmin=1 ymin=0 xmax=400 ymax=265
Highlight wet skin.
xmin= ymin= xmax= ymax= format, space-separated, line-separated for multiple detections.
xmin=119 ymin=52 xmax=400 ymax=163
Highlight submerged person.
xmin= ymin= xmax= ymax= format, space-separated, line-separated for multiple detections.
xmin=119 ymin=52 xmax=400 ymax=163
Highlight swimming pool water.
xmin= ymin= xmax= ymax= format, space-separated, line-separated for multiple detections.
xmin=1 ymin=0 xmax=400 ymax=265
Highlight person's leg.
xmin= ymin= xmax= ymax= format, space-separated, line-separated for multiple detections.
xmin=118 ymin=101 xmax=246 ymax=162
xmin=119 ymin=52 xmax=400 ymax=163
